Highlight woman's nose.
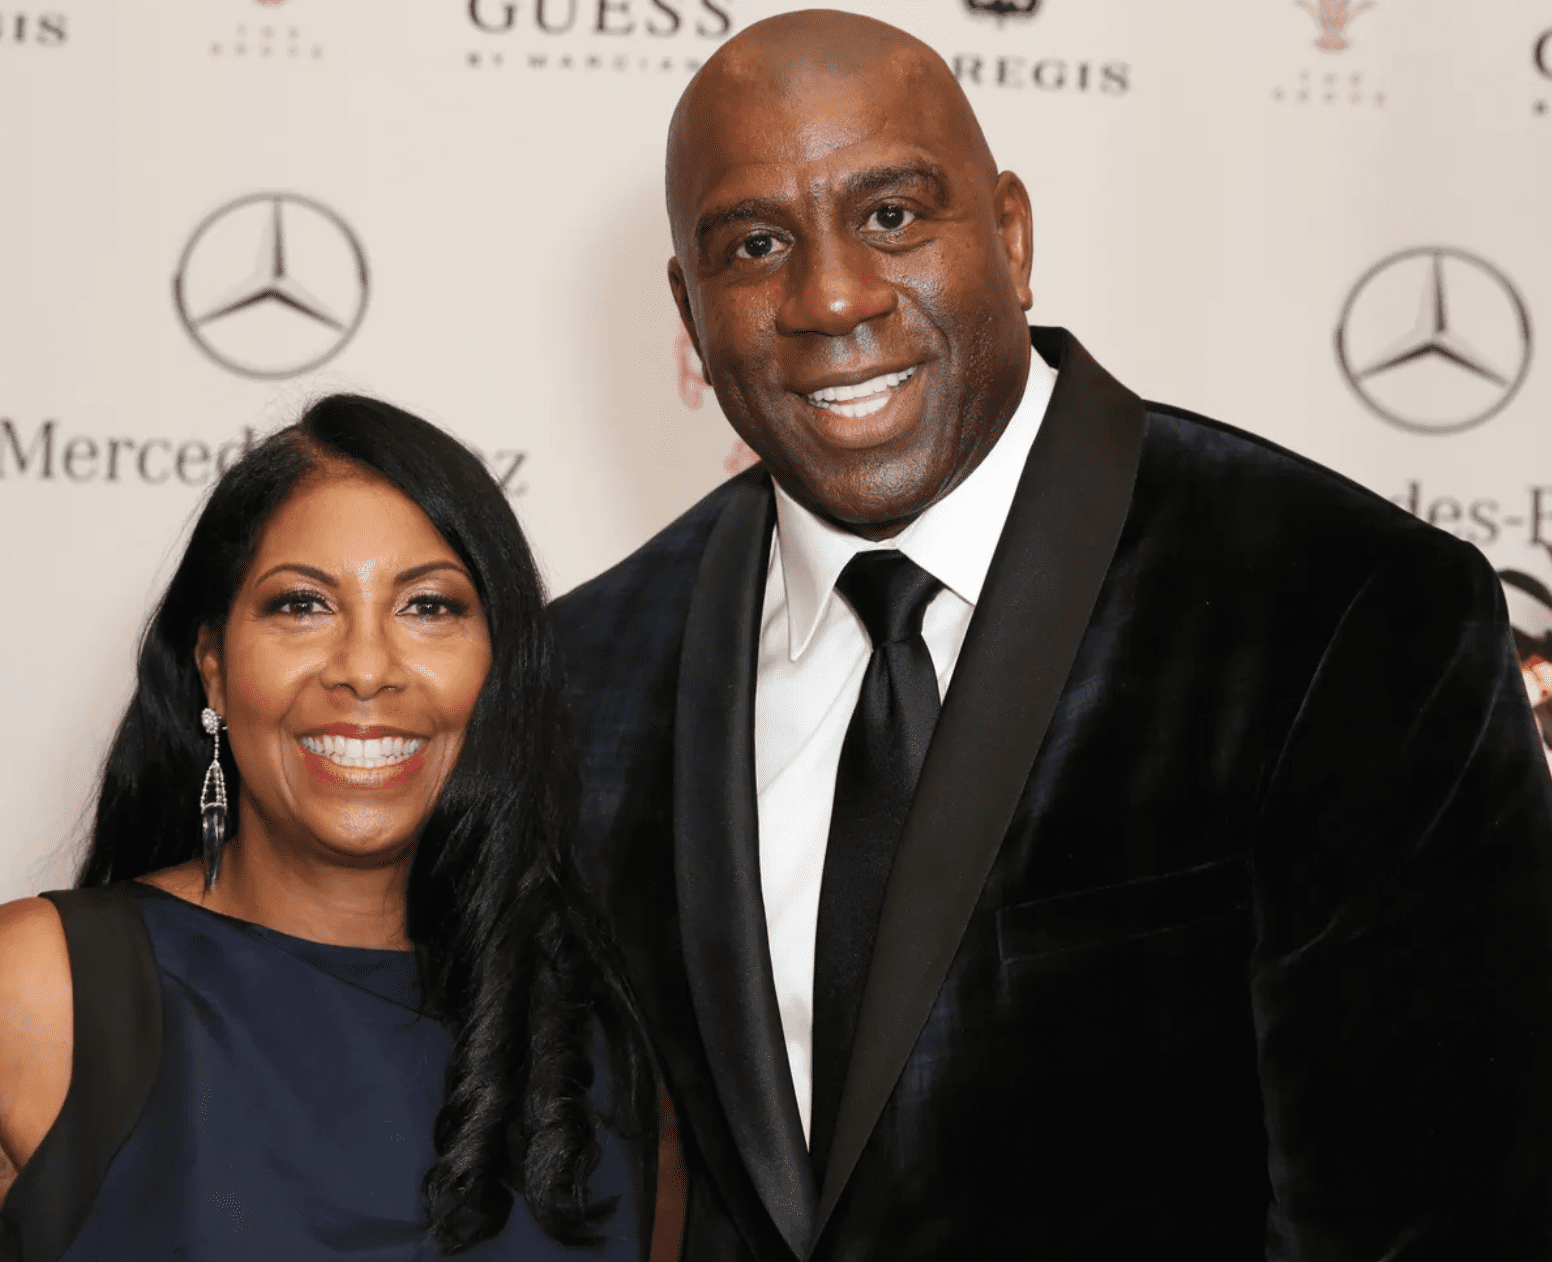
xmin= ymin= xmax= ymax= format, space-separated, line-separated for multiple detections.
xmin=320 ymin=616 xmax=404 ymax=699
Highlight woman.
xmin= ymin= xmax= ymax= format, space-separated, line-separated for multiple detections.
xmin=0 ymin=395 xmax=652 ymax=1259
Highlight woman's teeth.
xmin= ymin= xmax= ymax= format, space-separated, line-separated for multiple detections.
xmin=806 ymin=366 xmax=917 ymax=418
xmin=299 ymin=735 xmax=424 ymax=769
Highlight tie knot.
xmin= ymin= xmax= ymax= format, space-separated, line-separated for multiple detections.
xmin=835 ymin=550 xmax=943 ymax=648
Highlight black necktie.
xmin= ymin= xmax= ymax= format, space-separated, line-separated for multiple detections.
xmin=809 ymin=550 xmax=944 ymax=1186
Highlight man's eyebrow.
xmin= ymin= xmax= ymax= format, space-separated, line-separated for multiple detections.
xmin=841 ymin=162 xmax=952 ymax=204
xmin=695 ymin=198 xmax=786 ymax=248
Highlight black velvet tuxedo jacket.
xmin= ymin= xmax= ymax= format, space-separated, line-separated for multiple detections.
xmin=551 ymin=329 xmax=1552 ymax=1260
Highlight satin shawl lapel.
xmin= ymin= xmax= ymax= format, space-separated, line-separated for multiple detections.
xmin=813 ymin=329 xmax=1149 ymax=1234
xmin=675 ymin=470 xmax=818 ymax=1258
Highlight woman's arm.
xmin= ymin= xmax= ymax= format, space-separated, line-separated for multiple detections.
xmin=0 ymin=898 xmax=72 ymax=1208
xmin=649 ymin=1081 xmax=687 ymax=1262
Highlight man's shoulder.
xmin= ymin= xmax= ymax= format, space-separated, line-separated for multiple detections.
xmin=550 ymin=466 xmax=766 ymax=647
xmin=1143 ymin=400 xmax=1391 ymax=511
xmin=1138 ymin=400 xmax=1477 ymax=571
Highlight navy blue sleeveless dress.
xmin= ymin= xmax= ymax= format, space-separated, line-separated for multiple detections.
xmin=0 ymin=884 xmax=641 ymax=1262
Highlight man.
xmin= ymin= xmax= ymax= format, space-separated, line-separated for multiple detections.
xmin=553 ymin=11 xmax=1552 ymax=1259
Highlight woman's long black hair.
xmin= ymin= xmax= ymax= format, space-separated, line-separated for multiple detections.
xmin=79 ymin=394 xmax=644 ymax=1251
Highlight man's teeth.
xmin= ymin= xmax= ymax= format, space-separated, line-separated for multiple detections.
xmin=299 ymin=735 xmax=424 ymax=769
xmin=806 ymin=366 xmax=917 ymax=417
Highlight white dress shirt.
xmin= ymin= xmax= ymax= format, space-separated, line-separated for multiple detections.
xmin=754 ymin=351 xmax=1058 ymax=1140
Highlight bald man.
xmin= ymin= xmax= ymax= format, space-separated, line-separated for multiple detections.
xmin=553 ymin=11 xmax=1552 ymax=1260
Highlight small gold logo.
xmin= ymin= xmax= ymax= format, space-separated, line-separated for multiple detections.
xmin=1296 ymin=0 xmax=1373 ymax=53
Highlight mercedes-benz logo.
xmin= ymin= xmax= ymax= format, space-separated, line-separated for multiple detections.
xmin=963 ymin=0 xmax=1042 ymax=22
xmin=1335 ymin=245 xmax=1531 ymax=435
xmin=173 ymin=192 xmax=369 ymax=380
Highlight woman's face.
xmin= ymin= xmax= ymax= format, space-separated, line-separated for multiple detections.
xmin=197 ymin=468 xmax=492 ymax=866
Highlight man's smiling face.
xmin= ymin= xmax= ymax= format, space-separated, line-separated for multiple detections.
xmin=667 ymin=20 xmax=1035 ymax=539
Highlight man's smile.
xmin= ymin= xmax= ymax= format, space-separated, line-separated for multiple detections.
xmin=794 ymin=363 xmax=926 ymax=450
xmin=802 ymin=365 xmax=919 ymax=418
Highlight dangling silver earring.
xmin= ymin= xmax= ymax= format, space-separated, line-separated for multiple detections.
xmin=199 ymin=708 xmax=228 ymax=892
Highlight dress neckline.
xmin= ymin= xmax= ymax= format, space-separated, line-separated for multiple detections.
xmin=131 ymin=881 xmax=426 ymax=1014
xmin=130 ymin=879 xmax=415 ymax=956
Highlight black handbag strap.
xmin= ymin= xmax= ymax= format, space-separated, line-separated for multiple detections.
xmin=0 ymin=886 xmax=162 ymax=1262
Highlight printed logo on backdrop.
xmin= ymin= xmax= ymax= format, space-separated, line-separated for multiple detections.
xmin=1272 ymin=0 xmax=1384 ymax=108
xmin=1391 ymin=481 xmax=1552 ymax=551
xmin=0 ymin=11 xmax=67 ymax=46
xmin=0 ymin=421 xmax=259 ymax=485
xmin=1298 ymin=0 xmax=1370 ymax=52
xmin=1336 ymin=246 xmax=1531 ymax=435
xmin=963 ymin=0 xmax=1041 ymax=25
xmin=208 ymin=0 xmax=326 ymax=61
xmin=1535 ymin=27 xmax=1551 ymax=116
xmin=465 ymin=0 xmax=734 ymax=75
xmin=949 ymin=2 xmax=1130 ymax=96
xmin=0 ymin=417 xmax=529 ymax=498
xmin=173 ymin=193 xmax=370 ymax=381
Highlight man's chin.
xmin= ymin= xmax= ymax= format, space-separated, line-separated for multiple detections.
xmin=782 ymin=471 xmax=944 ymax=541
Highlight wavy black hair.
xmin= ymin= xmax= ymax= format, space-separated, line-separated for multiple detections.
xmin=79 ymin=394 xmax=643 ymax=1251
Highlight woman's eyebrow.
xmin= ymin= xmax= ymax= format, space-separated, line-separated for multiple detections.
xmin=252 ymin=563 xmax=337 ymax=587
xmin=396 ymin=560 xmax=470 ymax=583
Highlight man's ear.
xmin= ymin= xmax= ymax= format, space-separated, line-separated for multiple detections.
xmin=993 ymin=171 xmax=1035 ymax=312
xmin=667 ymin=258 xmax=710 ymax=384
xmin=194 ymin=625 xmax=226 ymax=719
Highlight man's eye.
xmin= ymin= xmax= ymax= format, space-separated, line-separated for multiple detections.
xmin=735 ymin=233 xmax=781 ymax=260
xmin=869 ymin=205 xmax=915 ymax=232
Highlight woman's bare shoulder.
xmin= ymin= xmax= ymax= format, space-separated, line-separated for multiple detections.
xmin=0 ymin=897 xmax=70 ymax=1006
xmin=0 ymin=897 xmax=73 ymax=1189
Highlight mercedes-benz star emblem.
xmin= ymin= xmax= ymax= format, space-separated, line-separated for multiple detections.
xmin=963 ymin=0 xmax=1042 ymax=22
xmin=1335 ymin=246 xmax=1531 ymax=435
xmin=173 ymin=192 xmax=369 ymax=380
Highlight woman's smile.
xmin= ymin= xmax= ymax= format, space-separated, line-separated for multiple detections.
xmin=297 ymin=725 xmax=431 ymax=787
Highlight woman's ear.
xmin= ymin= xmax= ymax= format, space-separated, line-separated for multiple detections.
xmin=194 ymin=625 xmax=226 ymax=718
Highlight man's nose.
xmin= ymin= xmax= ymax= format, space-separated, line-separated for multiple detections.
xmin=776 ymin=233 xmax=896 ymax=337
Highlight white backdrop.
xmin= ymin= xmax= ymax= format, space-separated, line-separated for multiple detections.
xmin=4 ymin=0 xmax=1551 ymax=901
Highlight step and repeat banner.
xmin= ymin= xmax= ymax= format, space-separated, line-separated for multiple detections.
xmin=3 ymin=0 xmax=1551 ymax=900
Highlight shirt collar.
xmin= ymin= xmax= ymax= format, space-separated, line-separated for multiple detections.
xmin=773 ymin=349 xmax=1058 ymax=662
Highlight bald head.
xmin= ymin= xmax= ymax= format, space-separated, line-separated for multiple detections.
xmin=666 ymin=10 xmax=996 ymax=257
xmin=661 ymin=9 xmax=1035 ymax=537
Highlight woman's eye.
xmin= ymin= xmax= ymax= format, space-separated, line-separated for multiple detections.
xmin=270 ymin=591 xmax=328 ymax=617
xmin=869 ymin=205 xmax=915 ymax=232
xmin=404 ymin=594 xmax=466 ymax=619
xmin=735 ymin=233 xmax=782 ymax=261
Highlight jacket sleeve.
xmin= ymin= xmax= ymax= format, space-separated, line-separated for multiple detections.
xmin=1254 ymin=536 xmax=1552 ymax=1260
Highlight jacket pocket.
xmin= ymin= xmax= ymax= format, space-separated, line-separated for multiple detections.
xmin=996 ymin=856 xmax=1248 ymax=963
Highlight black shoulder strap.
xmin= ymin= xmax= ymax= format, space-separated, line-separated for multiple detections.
xmin=0 ymin=886 xmax=163 ymax=1262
